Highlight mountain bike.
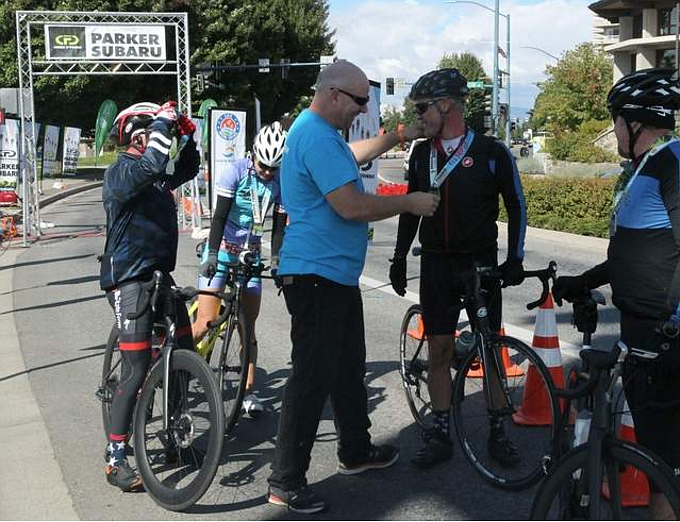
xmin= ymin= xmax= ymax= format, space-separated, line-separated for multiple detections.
xmin=399 ymin=252 xmax=560 ymax=490
xmin=530 ymin=291 xmax=680 ymax=519
xmin=96 ymin=271 xmax=225 ymax=511
xmin=188 ymin=247 xmax=270 ymax=433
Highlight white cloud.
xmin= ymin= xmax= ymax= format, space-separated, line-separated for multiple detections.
xmin=329 ymin=0 xmax=594 ymax=113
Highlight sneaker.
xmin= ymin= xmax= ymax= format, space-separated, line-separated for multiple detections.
xmin=242 ymin=393 xmax=264 ymax=418
xmin=411 ymin=430 xmax=453 ymax=470
xmin=337 ymin=444 xmax=399 ymax=475
xmin=488 ymin=428 xmax=520 ymax=468
xmin=105 ymin=458 xmax=143 ymax=492
xmin=267 ymin=485 xmax=327 ymax=514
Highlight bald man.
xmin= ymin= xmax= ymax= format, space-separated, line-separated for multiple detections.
xmin=266 ymin=60 xmax=439 ymax=514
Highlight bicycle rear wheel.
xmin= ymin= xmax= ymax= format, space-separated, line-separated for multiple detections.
xmin=530 ymin=439 xmax=680 ymax=519
xmin=215 ymin=306 xmax=250 ymax=433
xmin=399 ymin=304 xmax=433 ymax=430
xmin=100 ymin=325 xmax=121 ymax=439
xmin=452 ymin=335 xmax=559 ymax=490
xmin=133 ymin=349 xmax=224 ymax=511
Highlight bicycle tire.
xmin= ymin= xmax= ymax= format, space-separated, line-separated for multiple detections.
xmin=100 ymin=325 xmax=121 ymax=439
xmin=133 ymin=349 xmax=224 ymax=512
xmin=399 ymin=304 xmax=433 ymax=430
xmin=452 ymin=335 xmax=559 ymax=490
xmin=530 ymin=439 xmax=680 ymax=520
xmin=216 ymin=306 xmax=251 ymax=433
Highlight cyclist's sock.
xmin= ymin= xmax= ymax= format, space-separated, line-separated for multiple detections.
xmin=433 ymin=410 xmax=450 ymax=438
xmin=489 ymin=412 xmax=504 ymax=435
xmin=105 ymin=440 xmax=127 ymax=466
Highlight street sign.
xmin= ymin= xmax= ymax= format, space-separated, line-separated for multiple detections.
xmin=467 ymin=80 xmax=484 ymax=89
xmin=258 ymin=58 xmax=270 ymax=73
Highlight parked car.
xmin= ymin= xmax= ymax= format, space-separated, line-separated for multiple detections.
xmin=402 ymin=138 xmax=427 ymax=178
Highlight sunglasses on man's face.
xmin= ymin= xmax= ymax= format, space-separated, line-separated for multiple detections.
xmin=334 ymin=87 xmax=370 ymax=107
xmin=414 ymin=100 xmax=440 ymax=116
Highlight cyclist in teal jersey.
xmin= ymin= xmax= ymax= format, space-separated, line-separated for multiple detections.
xmin=192 ymin=123 xmax=287 ymax=416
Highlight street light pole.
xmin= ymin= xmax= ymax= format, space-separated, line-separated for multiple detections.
xmin=505 ymin=13 xmax=511 ymax=146
xmin=493 ymin=0 xmax=500 ymax=136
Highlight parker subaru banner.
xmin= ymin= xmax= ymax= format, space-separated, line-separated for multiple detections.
xmin=348 ymin=81 xmax=381 ymax=195
xmin=0 ymin=119 xmax=20 ymax=192
xmin=209 ymin=109 xmax=246 ymax=206
xmin=62 ymin=127 xmax=81 ymax=176
xmin=42 ymin=125 xmax=61 ymax=178
xmin=45 ymin=24 xmax=166 ymax=61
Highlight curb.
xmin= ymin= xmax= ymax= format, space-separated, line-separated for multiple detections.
xmin=40 ymin=181 xmax=103 ymax=209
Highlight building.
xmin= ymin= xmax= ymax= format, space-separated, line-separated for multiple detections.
xmin=592 ymin=15 xmax=620 ymax=49
xmin=589 ymin=1 xmax=680 ymax=81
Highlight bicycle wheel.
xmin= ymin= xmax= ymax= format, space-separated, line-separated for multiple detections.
xmin=530 ymin=439 xmax=680 ymax=520
xmin=133 ymin=349 xmax=224 ymax=512
xmin=452 ymin=335 xmax=559 ymax=490
xmin=399 ymin=304 xmax=433 ymax=430
xmin=215 ymin=306 xmax=250 ymax=433
xmin=100 ymin=325 xmax=121 ymax=438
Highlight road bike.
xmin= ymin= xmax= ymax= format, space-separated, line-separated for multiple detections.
xmin=530 ymin=290 xmax=680 ymax=519
xmin=399 ymin=252 xmax=560 ymax=490
xmin=96 ymin=271 xmax=225 ymax=511
xmin=188 ymin=246 xmax=270 ymax=433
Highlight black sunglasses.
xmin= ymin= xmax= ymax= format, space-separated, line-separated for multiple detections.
xmin=414 ymin=100 xmax=440 ymax=116
xmin=334 ymin=87 xmax=370 ymax=107
xmin=257 ymin=161 xmax=279 ymax=173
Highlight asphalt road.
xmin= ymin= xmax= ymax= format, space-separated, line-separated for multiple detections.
xmin=6 ymin=187 xmax=617 ymax=520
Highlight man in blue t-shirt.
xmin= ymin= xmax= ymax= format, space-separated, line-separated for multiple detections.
xmin=266 ymin=60 xmax=440 ymax=514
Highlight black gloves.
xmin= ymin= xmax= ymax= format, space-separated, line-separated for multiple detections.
xmin=389 ymin=256 xmax=407 ymax=296
xmin=499 ymin=259 xmax=524 ymax=287
xmin=176 ymin=136 xmax=201 ymax=175
xmin=552 ymin=275 xmax=589 ymax=304
xmin=200 ymin=250 xmax=218 ymax=279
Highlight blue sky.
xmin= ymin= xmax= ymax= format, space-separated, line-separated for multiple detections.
xmin=327 ymin=0 xmax=595 ymax=117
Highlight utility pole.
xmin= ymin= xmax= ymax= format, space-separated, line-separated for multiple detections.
xmin=505 ymin=13 xmax=511 ymax=146
xmin=493 ymin=0 xmax=500 ymax=136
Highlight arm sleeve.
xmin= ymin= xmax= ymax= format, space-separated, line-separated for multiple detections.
xmin=495 ymin=141 xmax=527 ymax=262
xmin=583 ymin=261 xmax=611 ymax=289
xmin=168 ymin=135 xmax=201 ymax=190
xmin=394 ymin=146 xmax=422 ymax=257
xmin=207 ymin=195 xmax=232 ymax=252
xmin=660 ymin=159 xmax=680 ymax=317
xmin=271 ymin=207 xmax=287 ymax=262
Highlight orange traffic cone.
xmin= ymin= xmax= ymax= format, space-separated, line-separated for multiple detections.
xmin=407 ymin=314 xmax=460 ymax=342
xmin=467 ymin=324 xmax=524 ymax=378
xmin=602 ymin=399 xmax=649 ymax=506
xmin=512 ymin=292 xmax=565 ymax=426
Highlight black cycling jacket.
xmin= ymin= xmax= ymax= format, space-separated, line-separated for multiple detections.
xmin=394 ymin=130 xmax=527 ymax=262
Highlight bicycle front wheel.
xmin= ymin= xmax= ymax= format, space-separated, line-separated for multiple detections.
xmin=399 ymin=304 xmax=433 ymax=430
xmin=530 ymin=439 xmax=680 ymax=520
xmin=133 ymin=349 xmax=224 ymax=512
xmin=215 ymin=306 xmax=250 ymax=433
xmin=452 ymin=335 xmax=559 ymax=490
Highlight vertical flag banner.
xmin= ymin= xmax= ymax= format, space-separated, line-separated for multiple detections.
xmin=0 ymin=118 xmax=21 ymax=196
xmin=209 ymin=109 xmax=246 ymax=206
xmin=62 ymin=126 xmax=82 ymax=175
xmin=198 ymin=99 xmax=218 ymax=151
xmin=94 ymin=100 xmax=117 ymax=164
xmin=42 ymin=125 xmax=61 ymax=178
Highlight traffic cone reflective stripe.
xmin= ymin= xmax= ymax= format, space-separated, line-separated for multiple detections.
xmin=602 ymin=399 xmax=649 ymax=506
xmin=467 ymin=325 xmax=524 ymax=378
xmin=513 ymin=292 xmax=565 ymax=426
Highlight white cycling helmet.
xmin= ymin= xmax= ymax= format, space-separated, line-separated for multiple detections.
xmin=110 ymin=102 xmax=160 ymax=146
xmin=253 ymin=122 xmax=287 ymax=168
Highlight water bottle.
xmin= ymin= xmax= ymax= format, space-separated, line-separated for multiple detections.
xmin=456 ymin=331 xmax=477 ymax=359
xmin=572 ymin=409 xmax=592 ymax=448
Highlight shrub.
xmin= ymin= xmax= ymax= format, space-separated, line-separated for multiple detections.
xmin=546 ymin=119 xmax=618 ymax=163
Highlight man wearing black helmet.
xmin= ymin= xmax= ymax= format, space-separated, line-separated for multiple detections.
xmin=553 ymin=67 xmax=680 ymax=519
xmin=100 ymin=101 xmax=200 ymax=491
xmin=388 ymin=68 xmax=527 ymax=470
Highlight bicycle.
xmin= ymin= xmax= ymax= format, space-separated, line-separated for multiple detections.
xmin=96 ymin=271 xmax=225 ymax=511
xmin=530 ymin=290 xmax=680 ymax=519
xmin=399 ymin=252 xmax=561 ymax=490
xmin=188 ymin=246 xmax=270 ymax=433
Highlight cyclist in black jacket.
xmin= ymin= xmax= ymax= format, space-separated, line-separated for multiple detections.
xmin=99 ymin=101 xmax=200 ymax=491
xmin=553 ymin=68 xmax=680 ymax=520
xmin=388 ymin=68 xmax=527 ymax=470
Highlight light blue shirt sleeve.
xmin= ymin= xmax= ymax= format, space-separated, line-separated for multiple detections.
xmin=302 ymin=137 xmax=359 ymax=195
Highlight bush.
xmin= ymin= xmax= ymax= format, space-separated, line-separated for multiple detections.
xmin=499 ymin=175 xmax=616 ymax=237
xmin=546 ymin=119 xmax=618 ymax=163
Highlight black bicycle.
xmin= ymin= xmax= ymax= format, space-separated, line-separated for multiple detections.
xmin=97 ymin=271 xmax=225 ymax=511
xmin=399 ymin=253 xmax=560 ymax=490
xmin=530 ymin=290 xmax=680 ymax=519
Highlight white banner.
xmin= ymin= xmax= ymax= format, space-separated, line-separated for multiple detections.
xmin=62 ymin=126 xmax=81 ymax=176
xmin=43 ymin=125 xmax=61 ymax=178
xmin=348 ymin=81 xmax=381 ymax=196
xmin=0 ymin=119 xmax=20 ymax=192
xmin=45 ymin=24 xmax=166 ymax=61
xmin=209 ymin=109 xmax=247 ymax=206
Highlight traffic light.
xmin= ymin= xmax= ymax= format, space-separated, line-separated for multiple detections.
xmin=498 ymin=103 xmax=508 ymax=122
xmin=195 ymin=73 xmax=205 ymax=93
xmin=280 ymin=58 xmax=290 ymax=79
xmin=511 ymin=119 xmax=517 ymax=131
xmin=484 ymin=89 xmax=493 ymax=115
xmin=386 ymin=77 xmax=395 ymax=96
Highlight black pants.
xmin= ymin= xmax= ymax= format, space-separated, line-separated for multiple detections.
xmin=268 ymin=274 xmax=372 ymax=491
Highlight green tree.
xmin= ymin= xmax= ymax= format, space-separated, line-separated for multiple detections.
xmin=438 ymin=52 xmax=489 ymax=133
xmin=532 ymin=43 xmax=613 ymax=133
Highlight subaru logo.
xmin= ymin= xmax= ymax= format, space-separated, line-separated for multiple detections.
xmin=55 ymin=34 xmax=80 ymax=46
xmin=0 ymin=150 xmax=17 ymax=158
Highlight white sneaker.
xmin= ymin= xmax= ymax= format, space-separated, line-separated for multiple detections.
xmin=242 ymin=393 xmax=264 ymax=418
